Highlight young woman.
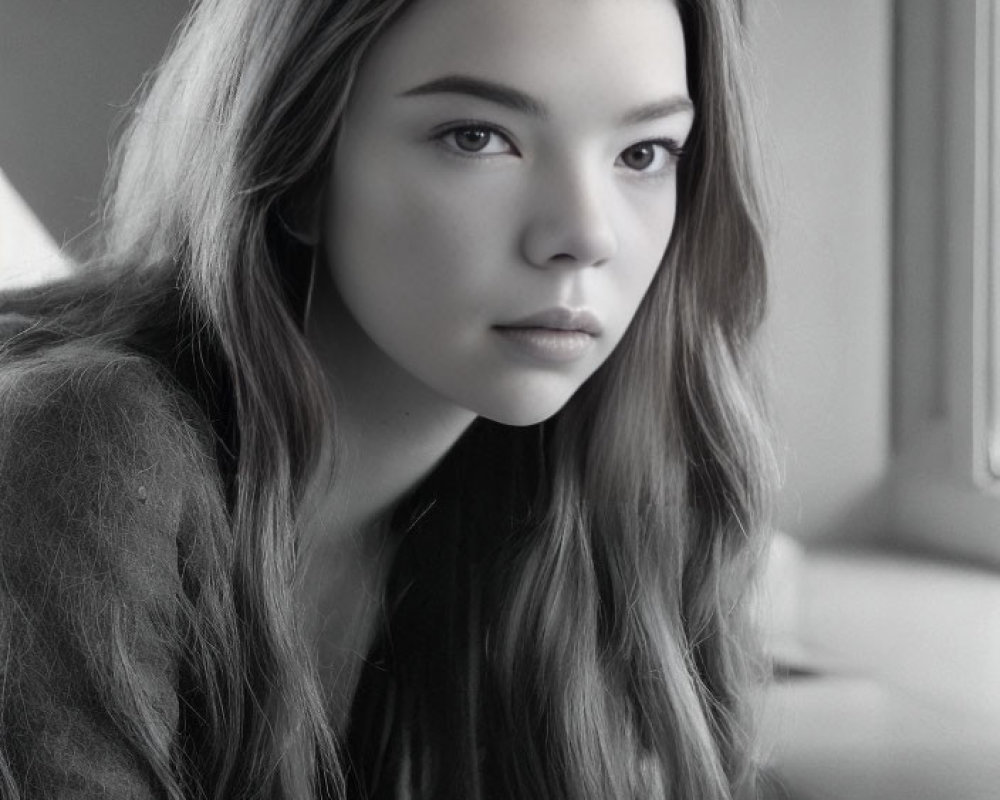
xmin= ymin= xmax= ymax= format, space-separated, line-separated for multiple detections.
xmin=0 ymin=0 xmax=773 ymax=797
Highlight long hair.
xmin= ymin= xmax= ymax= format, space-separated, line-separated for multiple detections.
xmin=0 ymin=0 xmax=773 ymax=798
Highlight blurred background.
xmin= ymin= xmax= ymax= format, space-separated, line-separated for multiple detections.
xmin=2 ymin=1 xmax=999 ymax=798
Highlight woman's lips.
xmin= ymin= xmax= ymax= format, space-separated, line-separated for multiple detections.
xmin=493 ymin=307 xmax=601 ymax=363
xmin=497 ymin=307 xmax=603 ymax=336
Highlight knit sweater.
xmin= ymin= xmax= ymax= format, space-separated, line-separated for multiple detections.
xmin=0 ymin=324 xmax=225 ymax=798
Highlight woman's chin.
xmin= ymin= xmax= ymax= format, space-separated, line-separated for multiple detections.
xmin=472 ymin=391 xmax=576 ymax=428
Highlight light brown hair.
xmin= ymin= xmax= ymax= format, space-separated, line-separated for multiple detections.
xmin=1 ymin=0 xmax=773 ymax=797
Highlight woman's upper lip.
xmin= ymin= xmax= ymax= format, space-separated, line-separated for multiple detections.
xmin=496 ymin=307 xmax=603 ymax=336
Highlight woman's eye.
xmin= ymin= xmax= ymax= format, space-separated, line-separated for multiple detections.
xmin=438 ymin=125 xmax=515 ymax=156
xmin=617 ymin=140 xmax=683 ymax=173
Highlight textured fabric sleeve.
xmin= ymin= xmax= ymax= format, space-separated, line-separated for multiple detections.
xmin=0 ymin=343 xmax=210 ymax=798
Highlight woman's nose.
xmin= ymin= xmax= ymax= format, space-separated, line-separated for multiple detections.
xmin=519 ymin=159 xmax=619 ymax=269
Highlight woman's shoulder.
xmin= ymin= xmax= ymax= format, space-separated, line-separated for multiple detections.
xmin=0 ymin=324 xmax=224 ymax=569
xmin=0 ymin=322 xmax=225 ymax=796
xmin=0 ymin=319 xmax=210 ymax=458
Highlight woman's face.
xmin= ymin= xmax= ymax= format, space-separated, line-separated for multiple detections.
xmin=324 ymin=0 xmax=693 ymax=426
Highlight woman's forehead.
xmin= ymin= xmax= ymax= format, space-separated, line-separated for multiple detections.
xmin=357 ymin=0 xmax=690 ymax=116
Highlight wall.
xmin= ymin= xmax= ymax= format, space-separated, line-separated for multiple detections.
xmin=0 ymin=1 xmax=188 ymax=255
xmin=750 ymin=0 xmax=894 ymax=542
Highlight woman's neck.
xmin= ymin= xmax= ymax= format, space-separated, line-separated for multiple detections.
xmin=302 ymin=266 xmax=476 ymax=545
xmin=297 ymin=267 xmax=476 ymax=728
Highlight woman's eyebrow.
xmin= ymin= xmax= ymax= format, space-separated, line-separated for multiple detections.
xmin=398 ymin=74 xmax=694 ymax=125
xmin=399 ymin=75 xmax=546 ymax=117
xmin=620 ymin=97 xmax=695 ymax=125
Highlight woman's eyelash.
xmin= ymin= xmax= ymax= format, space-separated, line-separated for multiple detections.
xmin=656 ymin=138 xmax=687 ymax=159
xmin=629 ymin=138 xmax=686 ymax=162
xmin=431 ymin=121 xmax=519 ymax=157
xmin=430 ymin=125 xmax=686 ymax=169
xmin=613 ymin=137 xmax=687 ymax=178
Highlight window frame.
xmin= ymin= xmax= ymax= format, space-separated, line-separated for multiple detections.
xmin=890 ymin=0 xmax=1000 ymax=565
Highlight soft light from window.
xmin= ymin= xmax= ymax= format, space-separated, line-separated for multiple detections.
xmin=0 ymin=166 xmax=72 ymax=290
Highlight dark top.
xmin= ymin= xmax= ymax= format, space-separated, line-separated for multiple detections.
xmin=0 ymin=320 xmax=224 ymax=797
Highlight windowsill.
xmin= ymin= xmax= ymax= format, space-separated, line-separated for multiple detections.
xmin=889 ymin=468 xmax=1000 ymax=569
xmin=760 ymin=544 xmax=1000 ymax=800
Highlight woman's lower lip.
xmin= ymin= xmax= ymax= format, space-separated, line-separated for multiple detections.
xmin=493 ymin=326 xmax=596 ymax=363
